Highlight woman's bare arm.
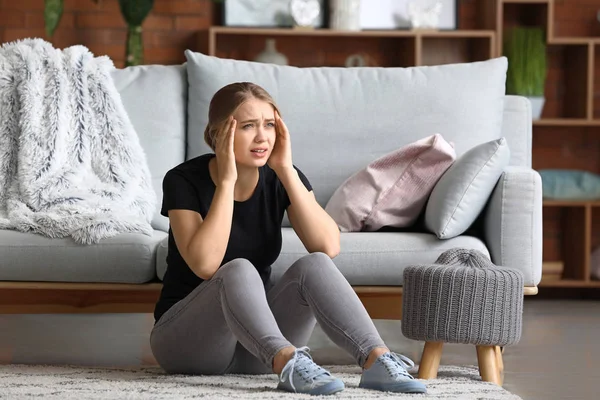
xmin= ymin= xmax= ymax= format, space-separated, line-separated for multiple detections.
xmin=168 ymin=182 xmax=234 ymax=280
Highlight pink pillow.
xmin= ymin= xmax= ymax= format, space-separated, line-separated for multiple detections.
xmin=325 ymin=134 xmax=456 ymax=232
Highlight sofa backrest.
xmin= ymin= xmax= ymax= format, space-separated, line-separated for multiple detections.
xmin=111 ymin=65 xmax=187 ymax=232
xmin=110 ymin=58 xmax=533 ymax=231
xmin=185 ymin=53 xmax=523 ymax=210
xmin=501 ymin=95 xmax=532 ymax=168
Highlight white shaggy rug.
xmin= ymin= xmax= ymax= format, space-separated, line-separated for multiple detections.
xmin=0 ymin=363 xmax=522 ymax=399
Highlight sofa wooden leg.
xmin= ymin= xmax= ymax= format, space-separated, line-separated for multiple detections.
xmin=476 ymin=345 xmax=502 ymax=385
xmin=495 ymin=346 xmax=504 ymax=385
xmin=418 ymin=341 xmax=444 ymax=379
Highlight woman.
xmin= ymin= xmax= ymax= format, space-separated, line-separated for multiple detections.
xmin=150 ymin=82 xmax=427 ymax=396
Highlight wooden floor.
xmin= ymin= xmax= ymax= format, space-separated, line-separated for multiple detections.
xmin=0 ymin=299 xmax=597 ymax=399
xmin=309 ymin=298 xmax=598 ymax=400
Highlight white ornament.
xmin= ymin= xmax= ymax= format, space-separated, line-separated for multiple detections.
xmin=408 ymin=1 xmax=443 ymax=29
xmin=290 ymin=0 xmax=321 ymax=27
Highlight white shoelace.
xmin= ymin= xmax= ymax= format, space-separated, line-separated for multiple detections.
xmin=279 ymin=346 xmax=330 ymax=392
xmin=379 ymin=352 xmax=416 ymax=380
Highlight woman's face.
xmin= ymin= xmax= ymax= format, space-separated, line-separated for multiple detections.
xmin=231 ymin=98 xmax=276 ymax=167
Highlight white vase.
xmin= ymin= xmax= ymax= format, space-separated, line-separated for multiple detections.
xmin=330 ymin=0 xmax=361 ymax=31
xmin=254 ymin=39 xmax=288 ymax=65
xmin=527 ymin=96 xmax=545 ymax=120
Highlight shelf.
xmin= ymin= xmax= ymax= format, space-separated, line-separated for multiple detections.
xmin=501 ymin=0 xmax=549 ymax=4
xmin=548 ymin=37 xmax=595 ymax=45
xmin=209 ymin=26 xmax=495 ymax=39
xmin=205 ymin=2 xmax=600 ymax=292
xmin=533 ymin=118 xmax=600 ymax=126
xmin=211 ymin=34 xmax=417 ymax=67
xmin=208 ymin=27 xmax=494 ymax=68
xmin=543 ymin=200 xmax=600 ymax=207
xmin=419 ymin=36 xmax=494 ymax=66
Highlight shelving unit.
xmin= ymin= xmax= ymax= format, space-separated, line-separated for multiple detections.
xmin=207 ymin=26 xmax=495 ymax=68
xmin=205 ymin=0 xmax=600 ymax=292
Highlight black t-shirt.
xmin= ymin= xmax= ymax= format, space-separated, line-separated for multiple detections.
xmin=154 ymin=153 xmax=313 ymax=323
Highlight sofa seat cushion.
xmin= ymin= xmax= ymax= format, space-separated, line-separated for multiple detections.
xmin=157 ymin=236 xmax=168 ymax=281
xmin=0 ymin=230 xmax=167 ymax=283
xmin=271 ymin=228 xmax=489 ymax=286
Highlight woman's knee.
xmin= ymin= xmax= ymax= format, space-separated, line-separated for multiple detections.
xmin=290 ymin=252 xmax=337 ymax=276
xmin=214 ymin=258 xmax=262 ymax=282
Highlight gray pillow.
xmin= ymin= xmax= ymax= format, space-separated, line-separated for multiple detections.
xmin=425 ymin=137 xmax=511 ymax=239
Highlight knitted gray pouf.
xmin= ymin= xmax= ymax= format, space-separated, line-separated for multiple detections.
xmin=401 ymin=248 xmax=524 ymax=347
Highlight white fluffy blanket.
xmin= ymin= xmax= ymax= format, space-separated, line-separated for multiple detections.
xmin=0 ymin=39 xmax=156 ymax=244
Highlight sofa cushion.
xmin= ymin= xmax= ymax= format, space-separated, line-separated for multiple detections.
xmin=425 ymin=137 xmax=511 ymax=239
xmin=111 ymin=65 xmax=187 ymax=233
xmin=325 ymin=134 xmax=455 ymax=232
xmin=270 ymin=228 xmax=489 ymax=286
xmin=156 ymin=236 xmax=168 ymax=280
xmin=185 ymin=52 xmax=507 ymax=213
xmin=0 ymin=230 xmax=167 ymax=283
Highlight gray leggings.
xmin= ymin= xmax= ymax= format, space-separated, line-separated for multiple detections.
xmin=150 ymin=252 xmax=387 ymax=375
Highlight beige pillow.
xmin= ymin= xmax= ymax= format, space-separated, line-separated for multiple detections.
xmin=325 ymin=134 xmax=456 ymax=232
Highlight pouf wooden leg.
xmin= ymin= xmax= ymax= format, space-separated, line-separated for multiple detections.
xmin=418 ymin=341 xmax=444 ymax=379
xmin=495 ymin=346 xmax=504 ymax=385
xmin=476 ymin=345 xmax=502 ymax=385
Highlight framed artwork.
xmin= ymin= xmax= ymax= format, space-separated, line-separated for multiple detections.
xmin=360 ymin=0 xmax=458 ymax=30
xmin=224 ymin=0 xmax=326 ymax=28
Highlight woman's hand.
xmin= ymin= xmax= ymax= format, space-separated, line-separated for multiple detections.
xmin=268 ymin=110 xmax=294 ymax=173
xmin=214 ymin=116 xmax=237 ymax=185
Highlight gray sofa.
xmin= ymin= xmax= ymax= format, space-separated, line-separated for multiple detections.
xmin=0 ymin=54 xmax=542 ymax=315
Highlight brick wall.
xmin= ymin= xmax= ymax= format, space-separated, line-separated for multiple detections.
xmin=0 ymin=0 xmax=216 ymax=67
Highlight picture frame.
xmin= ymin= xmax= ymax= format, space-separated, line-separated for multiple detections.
xmin=360 ymin=0 xmax=458 ymax=30
xmin=223 ymin=0 xmax=326 ymax=28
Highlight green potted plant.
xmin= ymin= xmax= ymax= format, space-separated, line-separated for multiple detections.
xmin=503 ymin=26 xmax=548 ymax=120
xmin=44 ymin=0 xmax=154 ymax=66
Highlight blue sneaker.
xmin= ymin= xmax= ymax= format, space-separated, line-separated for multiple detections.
xmin=277 ymin=346 xmax=345 ymax=396
xmin=359 ymin=352 xmax=427 ymax=394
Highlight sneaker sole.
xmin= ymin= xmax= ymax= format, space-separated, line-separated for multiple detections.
xmin=278 ymin=379 xmax=345 ymax=396
xmin=358 ymin=381 xmax=427 ymax=394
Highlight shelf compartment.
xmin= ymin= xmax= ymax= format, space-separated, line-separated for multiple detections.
xmin=419 ymin=36 xmax=493 ymax=66
xmin=533 ymin=127 xmax=600 ymax=173
xmin=542 ymin=204 xmax=591 ymax=281
xmin=533 ymin=118 xmax=600 ymax=126
xmin=496 ymin=1 xmax=549 ymax=58
xmin=551 ymin=0 xmax=600 ymax=38
xmin=211 ymin=34 xmax=416 ymax=67
xmin=542 ymin=44 xmax=591 ymax=119
xmin=502 ymin=1 xmax=549 ymax=34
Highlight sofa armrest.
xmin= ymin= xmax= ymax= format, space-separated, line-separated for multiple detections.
xmin=483 ymin=166 xmax=543 ymax=287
